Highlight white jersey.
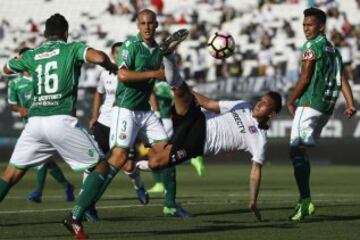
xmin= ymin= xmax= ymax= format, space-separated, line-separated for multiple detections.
xmin=97 ymin=70 xmax=118 ymax=127
xmin=203 ymin=101 xmax=267 ymax=164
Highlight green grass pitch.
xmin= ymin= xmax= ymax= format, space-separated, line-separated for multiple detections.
xmin=0 ymin=162 xmax=359 ymax=240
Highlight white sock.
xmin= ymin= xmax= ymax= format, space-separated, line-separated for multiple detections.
xmin=136 ymin=160 xmax=151 ymax=172
xmin=163 ymin=53 xmax=184 ymax=88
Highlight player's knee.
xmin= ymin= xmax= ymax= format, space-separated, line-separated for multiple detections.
xmin=122 ymin=160 xmax=134 ymax=172
xmin=96 ymin=160 xmax=109 ymax=175
xmin=148 ymin=155 xmax=167 ymax=170
xmin=2 ymin=166 xmax=26 ymax=186
xmin=109 ymin=147 xmax=128 ymax=168
xmin=290 ymin=147 xmax=306 ymax=166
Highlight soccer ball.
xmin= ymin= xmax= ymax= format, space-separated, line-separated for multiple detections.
xmin=207 ymin=32 xmax=235 ymax=59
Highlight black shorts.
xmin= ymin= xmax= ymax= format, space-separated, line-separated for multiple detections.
xmin=169 ymin=99 xmax=206 ymax=164
xmin=92 ymin=121 xmax=110 ymax=154
xmin=92 ymin=121 xmax=136 ymax=160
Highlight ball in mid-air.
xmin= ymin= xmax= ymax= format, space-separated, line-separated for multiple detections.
xmin=207 ymin=32 xmax=235 ymax=59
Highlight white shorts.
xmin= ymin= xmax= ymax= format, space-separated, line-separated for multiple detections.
xmin=290 ymin=107 xmax=330 ymax=147
xmin=161 ymin=118 xmax=173 ymax=138
xmin=9 ymin=115 xmax=103 ymax=171
xmin=110 ymin=107 xmax=168 ymax=149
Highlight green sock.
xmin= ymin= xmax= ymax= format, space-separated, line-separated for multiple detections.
xmin=93 ymin=164 xmax=119 ymax=203
xmin=162 ymin=166 xmax=176 ymax=208
xmin=152 ymin=170 xmax=162 ymax=184
xmin=71 ymin=172 xmax=105 ymax=220
xmin=34 ymin=165 xmax=48 ymax=193
xmin=48 ymin=162 xmax=70 ymax=188
xmin=0 ymin=179 xmax=11 ymax=202
xmin=292 ymin=156 xmax=311 ymax=200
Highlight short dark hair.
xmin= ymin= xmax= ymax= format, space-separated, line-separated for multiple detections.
xmin=19 ymin=47 xmax=32 ymax=55
xmin=45 ymin=13 xmax=69 ymax=38
xmin=111 ymin=42 xmax=123 ymax=54
xmin=266 ymin=91 xmax=282 ymax=114
xmin=304 ymin=7 xmax=326 ymax=24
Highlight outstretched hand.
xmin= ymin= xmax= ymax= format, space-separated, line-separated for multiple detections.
xmin=248 ymin=202 xmax=262 ymax=222
xmin=344 ymin=106 xmax=356 ymax=119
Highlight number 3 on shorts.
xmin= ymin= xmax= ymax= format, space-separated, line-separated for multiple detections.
xmin=121 ymin=120 xmax=127 ymax=131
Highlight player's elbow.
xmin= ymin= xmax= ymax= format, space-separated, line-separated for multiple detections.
xmin=3 ymin=65 xmax=13 ymax=75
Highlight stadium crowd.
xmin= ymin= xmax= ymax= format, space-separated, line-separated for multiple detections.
xmin=0 ymin=0 xmax=360 ymax=135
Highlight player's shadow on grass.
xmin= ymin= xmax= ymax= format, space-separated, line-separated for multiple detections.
xmin=86 ymin=223 xmax=297 ymax=239
xmin=0 ymin=220 xmax=60 ymax=227
xmin=145 ymin=223 xmax=297 ymax=235
xmin=302 ymin=214 xmax=360 ymax=223
xmin=195 ymin=208 xmax=249 ymax=217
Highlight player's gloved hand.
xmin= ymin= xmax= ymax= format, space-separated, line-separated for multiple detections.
xmin=248 ymin=202 xmax=262 ymax=222
xmin=344 ymin=105 xmax=356 ymax=119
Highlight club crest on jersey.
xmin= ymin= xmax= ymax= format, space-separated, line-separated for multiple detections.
xmin=87 ymin=149 xmax=95 ymax=158
xmin=119 ymin=133 xmax=127 ymax=140
xmin=302 ymin=49 xmax=315 ymax=61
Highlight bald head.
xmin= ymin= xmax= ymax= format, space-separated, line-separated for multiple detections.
xmin=136 ymin=9 xmax=158 ymax=44
xmin=137 ymin=9 xmax=157 ymax=22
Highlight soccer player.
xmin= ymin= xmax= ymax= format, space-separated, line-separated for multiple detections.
xmin=7 ymin=48 xmax=75 ymax=203
xmin=137 ymin=32 xmax=283 ymax=220
xmin=1 ymin=13 xmax=118 ymax=239
xmin=287 ymin=7 xmax=356 ymax=221
xmin=91 ymin=9 xmax=182 ymax=214
xmin=88 ymin=42 xmax=149 ymax=207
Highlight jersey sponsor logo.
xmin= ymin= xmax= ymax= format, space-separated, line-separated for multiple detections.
xmin=248 ymin=125 xmax=258 ymax=134
xmin=34 ymin=49 xmax=60 ymax=60
xmin=325 ymin=46 xmax=335 ymax=53
xmin=230 ymin=110 xmax=246 ymax=133
xmin=302 ymin=49 xmax=315 ymax=61
xmin=170 ymin=149 xmax=187 ymax=163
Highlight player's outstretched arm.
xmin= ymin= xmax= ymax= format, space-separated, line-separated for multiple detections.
xmin=287 ymin=60 xmax=315 ymax=117
xmin=191 ymin=90 xmax=220 ymax=113
xmin=341 ymin=74 xmax=356 ymax=119
xmin=118 ymin=68 xmax=164 ymax=83
xmin=85 ymin=48 xmax=118 ymax=75
xmin=248 ymin=161 xmax=262 ymax=222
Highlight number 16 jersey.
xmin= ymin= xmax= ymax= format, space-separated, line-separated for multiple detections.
xmin=7 ymin=40 xmax=88 ymax=117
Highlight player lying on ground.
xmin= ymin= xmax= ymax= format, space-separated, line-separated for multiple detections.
xmin=138 ymin=29 xmax=282 ymax=220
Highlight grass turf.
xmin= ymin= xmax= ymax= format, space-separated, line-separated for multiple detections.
xmin=0 ymin=162 xmax=359 ymax=240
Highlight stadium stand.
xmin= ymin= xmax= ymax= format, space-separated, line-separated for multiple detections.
xmin=0 ymin=0 xmax=360 ymax=139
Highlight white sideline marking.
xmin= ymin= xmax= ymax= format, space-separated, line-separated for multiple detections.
xmin=5 ymin=192 xmax=360 ymax=199
xmin=0 ymin=198 xmax=358 ymax=215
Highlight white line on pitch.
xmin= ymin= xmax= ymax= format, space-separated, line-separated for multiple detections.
xmin=0 ymin=198 xmax=358 ymax=215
